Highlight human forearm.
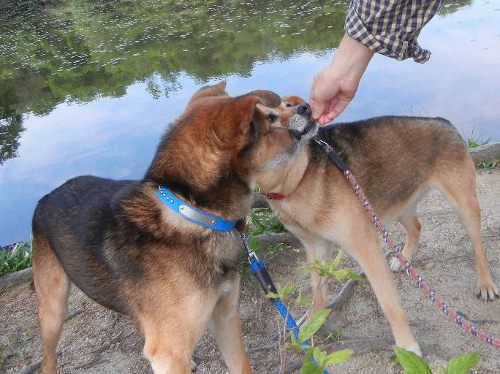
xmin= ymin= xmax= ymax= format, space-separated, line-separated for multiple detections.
xmin=310 ymin=34 xmax=373 ymax=124
xmin=328 ymin=33 xmax=374 ymax=82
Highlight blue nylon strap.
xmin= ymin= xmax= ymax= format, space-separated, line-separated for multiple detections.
xmin=156 ymin=185 xmax=237 ymax=231
xmin=248 ymin=254 xmax=328 ymax=374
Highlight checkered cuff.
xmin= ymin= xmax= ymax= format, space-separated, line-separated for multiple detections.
xmin=345 ymin=0 xmax=443 ymax=63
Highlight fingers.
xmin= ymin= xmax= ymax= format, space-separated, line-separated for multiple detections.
xmin=327 ymin=98 xmax=350 ymax=123
xmin=313 ymin=96 xmax=351 ymax=125
xmin=310 ymin=92 xmax=339 ymax=125
xmin=310 ymin=71 xmax=347 ymax=125
xmin=315 ymin=99 xmax=337 ymax=125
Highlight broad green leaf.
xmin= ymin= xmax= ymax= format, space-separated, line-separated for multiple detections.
xmin=445 ymin=352 xmax=480 ymax=374
xmin=286 ymin=333 xmax=303 ymax=351
xmin=312 ymin=347 xmax=327 ymax=366
xmin=301 ymin=351 xmax=323 ymax=374
xmin=394 ymin=347 xmax=432 ymax=374
xmin=332 ymin=250 xmax=343 ymax=269
xmin=333 ymin=268 xmax=362 ymax=282
xmin=295 ymin=291 xmax=313 ymax=307
xmin=265 ymin=292 xmax=279 ymax=300
xmin=249 ymin=235 xmax=261 ymax=251
xmin=324 ymin=349 xmax=354 ymax=365
xmin=298 ymin=309 xmax=331 ymax=343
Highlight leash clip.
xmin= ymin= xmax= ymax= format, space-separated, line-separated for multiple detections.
xmin=314 ymin=138 xmax=334 ymax=152
xmin=240 ymin=232 xmax=258 ymax=263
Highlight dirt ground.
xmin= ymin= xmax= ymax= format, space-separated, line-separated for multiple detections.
xmin=1 ymin=168 xmax=499 ymax=374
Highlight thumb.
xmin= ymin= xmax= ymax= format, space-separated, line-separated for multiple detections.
xmin=309 ymin=97 xmax=326 ymax=121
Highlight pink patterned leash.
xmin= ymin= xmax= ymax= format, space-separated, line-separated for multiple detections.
xmin=313 ymin=138 xmax=500 ymax=349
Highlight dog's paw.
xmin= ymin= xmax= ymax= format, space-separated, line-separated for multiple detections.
xmin=476 ymin=279 xmax=499 ymax=301
xmin=398 ymin=343 xmax=422 ymax=357
xmin=407 ymin=344 xmax=423 ymax=357
xmin=389 ymin=257 xmax=404 ymax=272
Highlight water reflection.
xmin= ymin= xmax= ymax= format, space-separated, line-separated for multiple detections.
xmin=0 ymin=0 xmax=347 ymax=121
xmin=1 ymin=0 xmax=499 ymax=245
xmin=0 ymin=84 xmax=24 ymax=165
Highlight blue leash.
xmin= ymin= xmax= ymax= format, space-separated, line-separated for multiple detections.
xmin=241 ymin=233 xmax=329 ymax=374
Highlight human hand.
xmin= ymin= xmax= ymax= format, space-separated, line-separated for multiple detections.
xmin=310 ymin=67 xmax=359 ymax=125
xmin=309 ymin=34 xmax=374 ymax=125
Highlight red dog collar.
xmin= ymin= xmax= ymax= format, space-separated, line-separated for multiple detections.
xmin=260 ymin=192 xmax=286 ymax=200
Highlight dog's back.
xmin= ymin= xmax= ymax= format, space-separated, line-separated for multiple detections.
xmin=32 ymin=175 xmax=139 ymax=313
xmin=315 ymin=116 xmax=471 ymax=213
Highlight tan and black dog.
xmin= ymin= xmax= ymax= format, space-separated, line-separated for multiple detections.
xmin=31 ymin=82 xmax=305 ymax=374
xmin=255 ymin=97 xmax=499 ymax=356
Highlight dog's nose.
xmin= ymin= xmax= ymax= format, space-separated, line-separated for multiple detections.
xmin=296 ymin=103 xmax=312 ymax=117
xmin=289 ymin=129 xmax=302 ymax=140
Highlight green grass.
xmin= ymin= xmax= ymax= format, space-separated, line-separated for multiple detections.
xmin=467 ymin=129 xmax=490 ymax=149
xmin=477 ymin=160 xmax=498 ymax=169
xmin=247 ymin=207 xmax=285 ymax=237
xmin=0 ymin=240 xmax=32 ymax=276
xmin=467 ymin=130 xmax=498 ymax=169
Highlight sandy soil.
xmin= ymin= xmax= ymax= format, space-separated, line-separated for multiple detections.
xmin=1 ymin=168 xmax=499 ymax=374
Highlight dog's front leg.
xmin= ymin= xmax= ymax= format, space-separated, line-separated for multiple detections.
xmin=142 ymin=322 xmax=198 ymax=374
xmin=209 ymin=276 xmax=252 ymax=374
xmin=334 ymin=226 xmax=422 ymax=356
xmin=140 ymin=291 xmax=214 ymax=374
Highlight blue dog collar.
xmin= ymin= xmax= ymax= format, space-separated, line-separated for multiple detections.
xmin=157 ymin=185 xmax=237 ymax=231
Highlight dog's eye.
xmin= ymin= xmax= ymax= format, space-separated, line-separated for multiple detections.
xmin=284 ymin=102 xmax=293 ymax=108
xmin=267 ymin=113 xmax=278 ymax=122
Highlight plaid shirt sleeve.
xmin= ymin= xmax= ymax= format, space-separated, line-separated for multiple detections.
xmin=345 ymin=0 xmax=443 ymax=63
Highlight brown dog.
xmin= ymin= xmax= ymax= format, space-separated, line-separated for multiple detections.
xmin=254 ymin=96 xmax=499 ymax=356
xmin=31 ymin=82 xmax=305 ymax=373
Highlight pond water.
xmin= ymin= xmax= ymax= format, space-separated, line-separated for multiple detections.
xmin=1 ymin=0 xmax=499 ymax=246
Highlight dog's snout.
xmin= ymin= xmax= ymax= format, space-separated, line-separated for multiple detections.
xmin=289 ymin=129 xmax=302 ymax=140
xmin=296 ymin=103 xmax=311 ymax=117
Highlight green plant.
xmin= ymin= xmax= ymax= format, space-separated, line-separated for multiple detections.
xmin=287 ymin=309 xmax=354 ymax=374
xmin=393 ymin=347 xmax=480 ymax=374
xmin=266 ymin=282 xmax=296 ymax=304
xmin=274 ymin=251 xmax=361 ymax=373
xmin=240 ymin=207 xmax=287 ymax=274
xmin=248 ymin=207 xmax=285 ymax=237
xmin=246 ymin=212 xmax=360 ymax=372
xmin=467 ymin=128 xmax=490 ymax=148
xmin=303 ymin=250 xmax=364 ymax=283
xmin=0 ymin=240 xmax=32 ymax=276
xmin=476 ymin=160 xmax=498 ymax=169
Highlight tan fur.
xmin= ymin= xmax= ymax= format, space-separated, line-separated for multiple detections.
xmin=32 ymin=84 xmax=295 ymax=373
xmin=33 ymin=235 xmax=70 ymax=373
xmin=255 ymin=99 xmax=498 ymax=356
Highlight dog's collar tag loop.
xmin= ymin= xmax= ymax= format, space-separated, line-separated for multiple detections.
xmin=157 ymin=185 xmax=238 ymax=231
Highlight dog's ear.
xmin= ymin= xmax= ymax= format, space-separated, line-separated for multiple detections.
xmin=246 ymin=90 xmax=281 ymax=108
xmin=213 ymin=94 xmax=264 ymax=144
xmin=231 ymin=94 xmax=263 ymax=136
xmin=281 ymin=95 xmax=306 ymax=107
xmin=188 ymin=81 xmax=228 ymax=105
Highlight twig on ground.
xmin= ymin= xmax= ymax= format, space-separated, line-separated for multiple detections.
xmin=327 ymin=273 xmax=363 ymax=311
xmin=248 ymin=343 xmax=278 ymax=353
xmin=282 ymin=337 xmax=392 ymax=373
xmin=65 ymin=309 xmax=84 ymax=322
xmin=255 ymin=232 xmax=302 ymax=252
xmin=19 ymin=362 xmax=41 ymax=374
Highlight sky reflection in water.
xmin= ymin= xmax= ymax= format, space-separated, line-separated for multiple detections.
xmin=0 ymin=0 xmax=499 ymax=245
